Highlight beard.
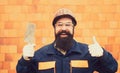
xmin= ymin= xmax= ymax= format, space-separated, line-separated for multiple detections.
xmin=55 ymin=30 xmax=74 ymax=51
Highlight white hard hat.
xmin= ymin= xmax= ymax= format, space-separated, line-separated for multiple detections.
xmin=52 ymin=8 xmax=77 ymax=27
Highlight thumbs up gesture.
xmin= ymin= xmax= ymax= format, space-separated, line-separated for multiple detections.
xmin=88 ymin=36 xmax=103 ymax=57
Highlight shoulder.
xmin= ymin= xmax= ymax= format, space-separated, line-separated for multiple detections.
xmin=74 ymin=40 xmax=89 ymax=53
xmin=32 ymin=43 xmax=54 ymax=60
xmin=75 ymin=40 xmax=88 ymax=49
xmin=37 ymin=44 xmax=52 ymax=52
xmin=35 ymin=43 xmax=53 ymax=55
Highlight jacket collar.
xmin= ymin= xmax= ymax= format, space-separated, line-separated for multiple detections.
xmin=46 ymin=40 xmax=83 ymax=55
xmin=46 ymin=42 xmax=57 ymax=55
xmin=67 ymin=40 xmax=82 ymax=54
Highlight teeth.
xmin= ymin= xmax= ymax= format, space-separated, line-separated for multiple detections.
xmin=62 ymin=33 xmax=65 ymax=34
xmin=61 ymin=34 xmax=66 ymax=35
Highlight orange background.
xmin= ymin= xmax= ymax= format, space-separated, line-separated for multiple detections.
xmin=0 ymin=0 xmax=120 ymax=73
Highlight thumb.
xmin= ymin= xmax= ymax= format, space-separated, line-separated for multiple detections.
xmin=31 ymin=44 xmax=36 ymax=47
xmin=92 ymin=36 xmax=98 ymax=44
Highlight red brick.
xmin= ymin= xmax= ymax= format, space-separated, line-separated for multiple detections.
xmin=4 ymin=5 xmax=21 ymax=13
xmin=5 ymin=53 xmax=21 ymax=61
xmin=0 ymin=45 xmax=17 ymax=53
xmin=10 ymin=61 xmax=17 ymax=70
xmin=115 ymin=37 xmax=120 ymax=44
xmin=26 ymin=13 xmax=49 ymax=21
xmin=101 ymin=5 xmax=117 ymax=13
xmin=0 ymin=14 xmax=9 ymax=21
xmin=8 ymin=13 xmax=26 ymax=21
xmin=8 ymin=0 xmax=24 ymax=5
xmin=4 ymin=21 xmax=13 ymax=29
xmin=0 ymin=5 xmax=5 ymax=13
xmin=117 ymin=5 xmax=120 ymax=13
xmin=0 ymin=62 xmax=2 ymax=69
xmin=0 ymin=38 xmax=4 ymax=45
xmin=2 ymin=62 xmax=10 ymax=69
xmin=1 ymin=37 xmax=19 ymax=45
xmin=2 ymin=29 xmax=18 ymax=37
xmin=114 ymin=14 xmax=120 ymax=21
xmin=0 ymin=0 xmax=8 ymax=5
xmin=8 ymin=69 xmax=16 ymax=73
xmin=21 ymin=6 xmax=29 ymax=13
xmin=0 ymin=69 xmax=8 ymax=73
xmin=0 ymin=54 xmax=5 ymax=61
xmin=109 ymin=21 xmax=118 ymax=29
xmin=104 ymin=0 xmax=120 ymax=4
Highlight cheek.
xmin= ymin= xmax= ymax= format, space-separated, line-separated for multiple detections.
xmin=69 ymin=28 xmax=74 ymax=34
xmin=55 ymin=28 xmax=62 ymax=33
xmin=70 ymin=30 xmax=73 ymax=34
xmin=55 ymin=28 xmax=61 ymax=34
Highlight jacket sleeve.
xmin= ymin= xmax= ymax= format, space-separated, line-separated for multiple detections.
xmin=94 ymin=49 xmax=118 ymax=73
xmin=16 ymin=57 xmax=37 ymax=73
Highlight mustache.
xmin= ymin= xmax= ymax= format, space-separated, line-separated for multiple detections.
xmin=57 ymin=30 xmax=71 ymax=36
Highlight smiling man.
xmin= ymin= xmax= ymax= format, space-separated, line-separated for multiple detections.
xmin=55 ymin=18 xmax=74 ymax=53
xmin=16 ymin=8 xmax=118 ymax=73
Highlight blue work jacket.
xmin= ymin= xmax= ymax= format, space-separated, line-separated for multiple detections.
xmin=16 ymin=40 xmax=118 ymax=73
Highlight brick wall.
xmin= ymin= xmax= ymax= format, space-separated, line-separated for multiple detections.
xmin=0 ymin=0 xmax=120 ymax=73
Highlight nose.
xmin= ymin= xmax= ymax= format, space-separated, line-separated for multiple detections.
xmin=61 ymin=25 xmax=67 ymax=30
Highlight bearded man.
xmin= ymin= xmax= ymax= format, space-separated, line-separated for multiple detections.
xmin=16 ymin=8 xmax=118 ymax=73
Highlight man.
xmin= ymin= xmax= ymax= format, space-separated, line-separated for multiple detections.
xmin=16 ymin=8 xmax=118 ymax=73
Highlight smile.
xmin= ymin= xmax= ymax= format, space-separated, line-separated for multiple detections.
xmin=60 ymin=33 xmax=68 ymax=37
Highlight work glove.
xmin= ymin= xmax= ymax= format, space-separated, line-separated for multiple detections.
xmin=23 ymin=44 xmax=35 ymax=60
xmin=88 ymin=36 xmax=103 ymax=57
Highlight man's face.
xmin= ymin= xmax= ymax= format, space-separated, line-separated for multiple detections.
xmin=55 ymin=18 xmax=74 ymax=38
xmin=54 ymin=17 xmax=74 ymax=51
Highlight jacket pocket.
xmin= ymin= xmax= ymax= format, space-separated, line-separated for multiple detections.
xmin=38 ymin=61 xmax=56 ymax=73
xmin=71 ymin=60 xmax=88 ymax=68
xmin=70 ymin=60 xmax=89 ymax=73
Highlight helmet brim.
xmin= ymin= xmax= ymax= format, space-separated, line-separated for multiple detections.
xmin=52 ymin=14 xmax=77 ymax=27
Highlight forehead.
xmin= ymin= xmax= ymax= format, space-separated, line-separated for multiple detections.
xmin=56 ymin=18 xmax=72 ymax=23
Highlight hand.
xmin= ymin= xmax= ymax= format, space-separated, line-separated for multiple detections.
xmin=23 ymin=44 xmax=35 ymax=60
xmin=88 ymin=36 xmax=103 ymax=57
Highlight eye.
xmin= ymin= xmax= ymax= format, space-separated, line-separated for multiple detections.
xmin=57 ymin=23 xmax=63 ymax=26
xmin=65 ymin=23 xmax=71 ymax=26
xmin=65 ymin=23 xmax=73 ymax=27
